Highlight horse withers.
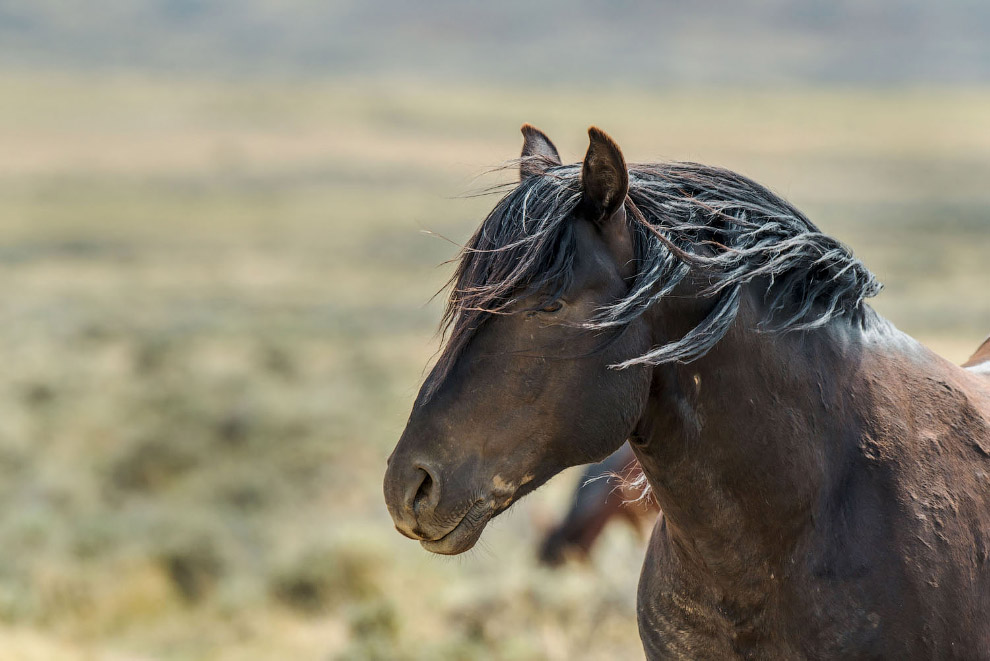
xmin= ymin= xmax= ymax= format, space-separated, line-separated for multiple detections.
xmin=384 ymin=125 xmax=990 ymax=659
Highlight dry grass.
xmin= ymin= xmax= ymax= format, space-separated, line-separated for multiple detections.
xmin=0 ymin=73 xmax=986 ymax=659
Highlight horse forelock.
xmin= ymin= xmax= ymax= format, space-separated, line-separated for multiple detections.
xmin=422 ymin=163 xmax=582 ymax=400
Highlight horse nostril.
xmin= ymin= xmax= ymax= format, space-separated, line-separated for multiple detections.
xmin=413 ymin=470 xmax=432 ymax=509
xmin=411 ymin=464 xmax=439 ymax=513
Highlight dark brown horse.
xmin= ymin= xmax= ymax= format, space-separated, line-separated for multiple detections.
xmin=384 ymin=125 xmax=990 ymax=659
xmin=537 ymin=442 xmax=658 ymax=566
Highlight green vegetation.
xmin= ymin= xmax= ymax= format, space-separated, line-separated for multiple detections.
xmin=0 ymin=75 xmax=986 ymax=659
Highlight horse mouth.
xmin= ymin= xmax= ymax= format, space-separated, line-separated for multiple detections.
xmin=419 ymin=501 xmax=492 ymax=555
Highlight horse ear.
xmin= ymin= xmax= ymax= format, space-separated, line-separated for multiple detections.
xmin=580 ymin=126 xmax=628 ymax=223
xmin=520 ymin=124 xmax=562 ymax=181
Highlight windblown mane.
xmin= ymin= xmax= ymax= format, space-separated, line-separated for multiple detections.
xmin=427 ymin=161 xmax=881 ymax=393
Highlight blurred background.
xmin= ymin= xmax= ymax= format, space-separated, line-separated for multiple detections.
xmin=1 ymin=1 xmax=989 ymax=659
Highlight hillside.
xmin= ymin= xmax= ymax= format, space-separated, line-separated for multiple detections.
xmin=2 ymin=0 xmax=990 ymax=83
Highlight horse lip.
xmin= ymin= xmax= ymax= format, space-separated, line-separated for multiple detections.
xmin=394 ymin=524 xmax=420 ymax=540
xmin=419 ymin=500 xmax=491 ymax=555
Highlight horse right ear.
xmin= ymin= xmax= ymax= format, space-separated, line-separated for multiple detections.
xmin=580 ymin=126 xmax=628 ymax=224
xmin=520 ymin=124 xmax=562 ymax=181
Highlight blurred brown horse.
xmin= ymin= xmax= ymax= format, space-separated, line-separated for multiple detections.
xmin=385 ymin=125 xmax=990 ymax=659
xmin=537 ymin=443 xmax=659 ymax=566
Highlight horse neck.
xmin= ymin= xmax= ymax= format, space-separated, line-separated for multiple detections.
xmin=631 ymin=293 xmax=931 ymax=575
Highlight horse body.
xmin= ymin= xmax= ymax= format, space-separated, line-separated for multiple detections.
xmin=383 ymin=124 xmax=990 ymax=659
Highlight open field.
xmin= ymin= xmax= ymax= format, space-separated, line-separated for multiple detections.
xmin=0 ymin=74 xmax=987 ymax=659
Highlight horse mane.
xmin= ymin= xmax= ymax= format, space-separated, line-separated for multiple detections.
xmin=425 ymin=160 xmax=881 ymax=395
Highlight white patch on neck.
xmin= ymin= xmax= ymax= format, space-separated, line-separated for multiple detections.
xmin=966 ymin=361 xmax=990 ymax=375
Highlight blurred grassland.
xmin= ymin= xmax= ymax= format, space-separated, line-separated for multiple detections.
xmin=0 ymin=73 xmax=987 ymax=660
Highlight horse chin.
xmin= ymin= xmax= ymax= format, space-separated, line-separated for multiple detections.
xmin=419 ymin=502 xmax=493 ymax=555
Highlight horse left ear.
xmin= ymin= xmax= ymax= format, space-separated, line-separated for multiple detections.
xmin=581 ymin=126 xmax=628 ymax=224
xmin=520 ymin=124 xmax=562 ymax=181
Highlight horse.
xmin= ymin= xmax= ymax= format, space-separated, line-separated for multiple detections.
xmin=537 ymin=442 xmax=659 ymax=566
xmin=384 ymin=124 xmax=990 ymax=659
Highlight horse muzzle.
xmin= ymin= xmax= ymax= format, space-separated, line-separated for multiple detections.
xmin=383 ymin=455 xmax=494 ymax=555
